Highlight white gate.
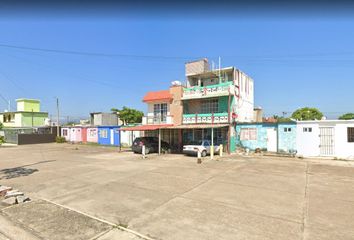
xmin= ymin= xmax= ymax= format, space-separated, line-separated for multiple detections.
xmin=319 ymin=127 xmax=335 ymax=156
xmin=266 ymin=128 xmax=277 ymax=152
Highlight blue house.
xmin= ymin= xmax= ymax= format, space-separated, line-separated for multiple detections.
xmin=235 ymin=122 xmax=296 ymax=153
xmin=277 ymin=122 xmax=297 ymax=153
xmin=97 ymin=126 xmax=120 ymax=146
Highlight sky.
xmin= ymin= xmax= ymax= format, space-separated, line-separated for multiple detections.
xmin=0 ymin=8 xmax=354 ymax=120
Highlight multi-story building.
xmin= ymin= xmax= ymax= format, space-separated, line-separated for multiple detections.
xmin=125 ymin=58 xmax=255 ymax=153
xmin=0 ymin=99 xmax=49 ymax=128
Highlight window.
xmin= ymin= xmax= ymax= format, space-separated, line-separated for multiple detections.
xmin=284 ymin=128 xmax=292 ymax=132
xmin=348 ymin=127 xmax=354 ymax=142
xmin=89 ymin=129 xmax=97 ymax=137
xmin=100 ymin=129 xmax=108 ymax=138
xmin=303 ymin=127 xmax=312 ymax=132
xmin=153 ymin=103 xmax=168 ymax=123
xmin=201 ymin=99 xmax=218 ymax=114
xmin=240 ymin=128 xmax=257 ymax=140
xmin=63 ymin=129 xmax=68 ymax=136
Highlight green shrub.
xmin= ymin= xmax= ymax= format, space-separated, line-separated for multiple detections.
xmin=0 ymin=136 xmax=4 ymax=145
xmin=55 ymin=136 xmax=66 ymax=143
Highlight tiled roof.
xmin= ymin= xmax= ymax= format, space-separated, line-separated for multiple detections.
xmin=143 ymin=90 xmax=173 ymax=102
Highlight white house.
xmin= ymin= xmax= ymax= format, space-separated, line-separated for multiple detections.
xmin=296 ymin=120 xmax=354 ymax=160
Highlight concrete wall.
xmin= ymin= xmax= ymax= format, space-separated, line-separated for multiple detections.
xmin=334 ymin=122 xmax=354 ymax=159
xmin=235 ymin=123 xmax=277 ymax=150
xmin=233 ymin=70 xmax=254 ymax=123
xmin=18 ymin=133 xmax=56 ymax=145
xmin=296 ymin=121 xmax=354 ymax=159
xmin=16 ymin=99 xmax=40 ymax=112
xmin=296 ymin=122 xmax=321 ymax=157
xmin=169 ymin=86 xmax=183 ymax=125
xmin=20 ymin=112 xmax=48 ymax=127
xmin=278 ymin=123 xmax=297 ymax=153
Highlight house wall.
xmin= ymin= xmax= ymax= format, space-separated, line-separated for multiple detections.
xmin=334 ymin=123 xmax=354 ymax=159
xmin=91 ymin=113 xmax=120 ymax=126
xmin=98 ymin=126 xmax=120 ymax=146
xmin=235 ymin=123 xmax=277 ymax=150
xmin=278 ymin=123 xmax=297 ymax=153
xmin=235 ymin=123 xmax=296 ymax=153
xmin=61 ymin=127 xmax=71 ymax=141
xmin=233 ymin=69 xmax=254 ymax=122
xmin=120 ymin=129 xmax=141 ymax=146
xmin=296 ymin=122 xmax=321 ymax=157
xmin=86 ymin=127 xmax=98 ymax=143
xmin=17 ymin=100 xmax=40 ymax=112
xmin=20 ymin=112 xmax=48 ymax=127
xmin=169 ymin=85 xmax=183 ymax=125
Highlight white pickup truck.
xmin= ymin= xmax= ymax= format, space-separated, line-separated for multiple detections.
xmin=183 ymin=140 xmax=221 ymax=157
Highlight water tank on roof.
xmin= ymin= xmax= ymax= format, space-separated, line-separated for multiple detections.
xmin=171 ymin=81 xmax=182 ymax=86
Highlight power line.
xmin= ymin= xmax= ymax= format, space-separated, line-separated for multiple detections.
xmin=0 ymin=43 xmax=202 ymax=60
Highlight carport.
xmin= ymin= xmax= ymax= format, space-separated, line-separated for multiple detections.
xmin=121 ymin=124 xmax=173 ymax=155
xmin=166 ymin=124 xmax=231 ymax=154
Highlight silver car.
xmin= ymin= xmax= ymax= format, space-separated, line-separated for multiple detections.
xmin=183 ymin=140 xmax=221 ymax=157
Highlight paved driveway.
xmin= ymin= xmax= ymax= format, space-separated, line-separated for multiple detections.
xmin=1 ymin=143 xmax=354 ymax=239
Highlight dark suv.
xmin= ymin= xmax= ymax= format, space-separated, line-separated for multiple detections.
xmin=132 ymin=137 xmax=170 ymax=154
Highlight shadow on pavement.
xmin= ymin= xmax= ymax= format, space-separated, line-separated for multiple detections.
xmin=0 ymin=167 xmax=38 ymax=180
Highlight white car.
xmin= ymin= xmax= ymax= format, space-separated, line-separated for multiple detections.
xmin=183 ymin=140 xmax=221 ymax=157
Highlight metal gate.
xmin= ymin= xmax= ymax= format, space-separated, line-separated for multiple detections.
xmin=319 ymin=127 xmax=335 ymax=156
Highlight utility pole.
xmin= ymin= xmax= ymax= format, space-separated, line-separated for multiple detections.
xmin=56 ymin=97 xmax=60 ymax=137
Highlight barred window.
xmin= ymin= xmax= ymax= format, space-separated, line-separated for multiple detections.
xmin=240 ymin=128 xmax=257 ymax=140
xmin=201 ymin=99 xmax=218 ymax=114
xmin=348 ymin=127 xmax=354 ymax=142
xmin=100 ymin=129 xmax=108 ymax=138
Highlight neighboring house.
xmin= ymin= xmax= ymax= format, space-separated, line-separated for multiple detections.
xmin=235 ymin=122 xmax=297 ymax=153
xmin=296 ymin=120 xmax=354 ymax=160
xmin=124 ymin=58 xmax=255 ymax=153
xmin=90 ymin=112 xmax=122 ymax=126
xmin=0 ymin=99 xmax=49 ymax=128
xmin=97 ymin=126 xmax=120 ymax=146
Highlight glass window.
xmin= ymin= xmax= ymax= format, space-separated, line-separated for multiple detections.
xmin=153 ymin=103 xmax=168 ymax=122
xmin=240 ymin=128 xmax=257 ymax=140
xmin=100 ymin=129 xmax=108 ymax=138
xmin=201 ymin=99 xmax=218 ymax=114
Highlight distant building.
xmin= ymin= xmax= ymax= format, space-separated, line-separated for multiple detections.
xmin=90 ymin=112 xmax=122 ymax=126
xmin=0 ymin=99 xmax=49 ymax=128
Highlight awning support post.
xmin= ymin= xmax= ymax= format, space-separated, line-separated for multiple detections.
xmin=158 ymin=128 xmax=161 ymax=155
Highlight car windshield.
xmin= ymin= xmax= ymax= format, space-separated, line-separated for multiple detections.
xmin=189 ymin=140 xmax=203 ymax=145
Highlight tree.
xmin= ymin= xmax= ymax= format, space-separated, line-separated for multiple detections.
xmin=111 ymin=106 xmax=144 ymax=125
xmin=338 ymin=113 xmax=354 ymax=120
xmin=0 ymin=123 xmax=4 ymax=145
xmin=291 ymin=107 xmax=323 ymax=121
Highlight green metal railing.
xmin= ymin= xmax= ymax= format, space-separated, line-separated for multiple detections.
xmin=183 ymin=81 xmax=232 ymax=93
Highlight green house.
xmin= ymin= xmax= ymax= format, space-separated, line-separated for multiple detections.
xmin=0 ymin=99 xmax=49 ymax=128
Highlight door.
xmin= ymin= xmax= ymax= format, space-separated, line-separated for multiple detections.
xmin=110 ymin=129 xmax=114 ymax=145
xmin=266 ymin=128 xmax=277 ymax=152
xmin=319 ymin=127 xmax=335 ymax=156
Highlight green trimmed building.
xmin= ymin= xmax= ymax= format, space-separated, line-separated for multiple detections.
xmin=0 ymin=99 xmax=49 ymax=128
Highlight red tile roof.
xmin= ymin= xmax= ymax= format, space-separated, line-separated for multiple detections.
xmin=143 ymin=90 xmax=173 ymax=102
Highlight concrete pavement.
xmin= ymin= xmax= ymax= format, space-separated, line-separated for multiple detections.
xmin=1 ymin=143 xmax=354 ymax=239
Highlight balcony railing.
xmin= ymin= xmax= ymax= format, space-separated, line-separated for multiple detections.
xmin=183 ymin=113 xmax=229 ymax=124
xmin=182 ymin=82 xmax=234 ymax=100
xmin=142 ymin=115 xmax=173 ymax=125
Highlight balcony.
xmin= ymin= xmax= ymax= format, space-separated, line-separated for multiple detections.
xmin=142 ymin=115 xmax=173 ymax=125
xmin=182 ymin=82 xmax=234 ymax=100
xmin=183 ymin=113 xmax=229 ymax=124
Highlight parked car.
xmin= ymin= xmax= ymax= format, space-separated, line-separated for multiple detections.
xmin=183 ymin=140 xmax=221 ymax=157
xmin=132 ymin=137 xmax=170 ymax=154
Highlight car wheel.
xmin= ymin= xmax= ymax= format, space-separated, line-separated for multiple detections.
xmin=201 ymin=150 xmax=207 ymax=157
xmin=144 ymin=147 xmax=150 ymax=154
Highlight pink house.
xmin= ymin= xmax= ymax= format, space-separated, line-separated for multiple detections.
xmin=86 ymin=127 xmax=98 ymax=143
